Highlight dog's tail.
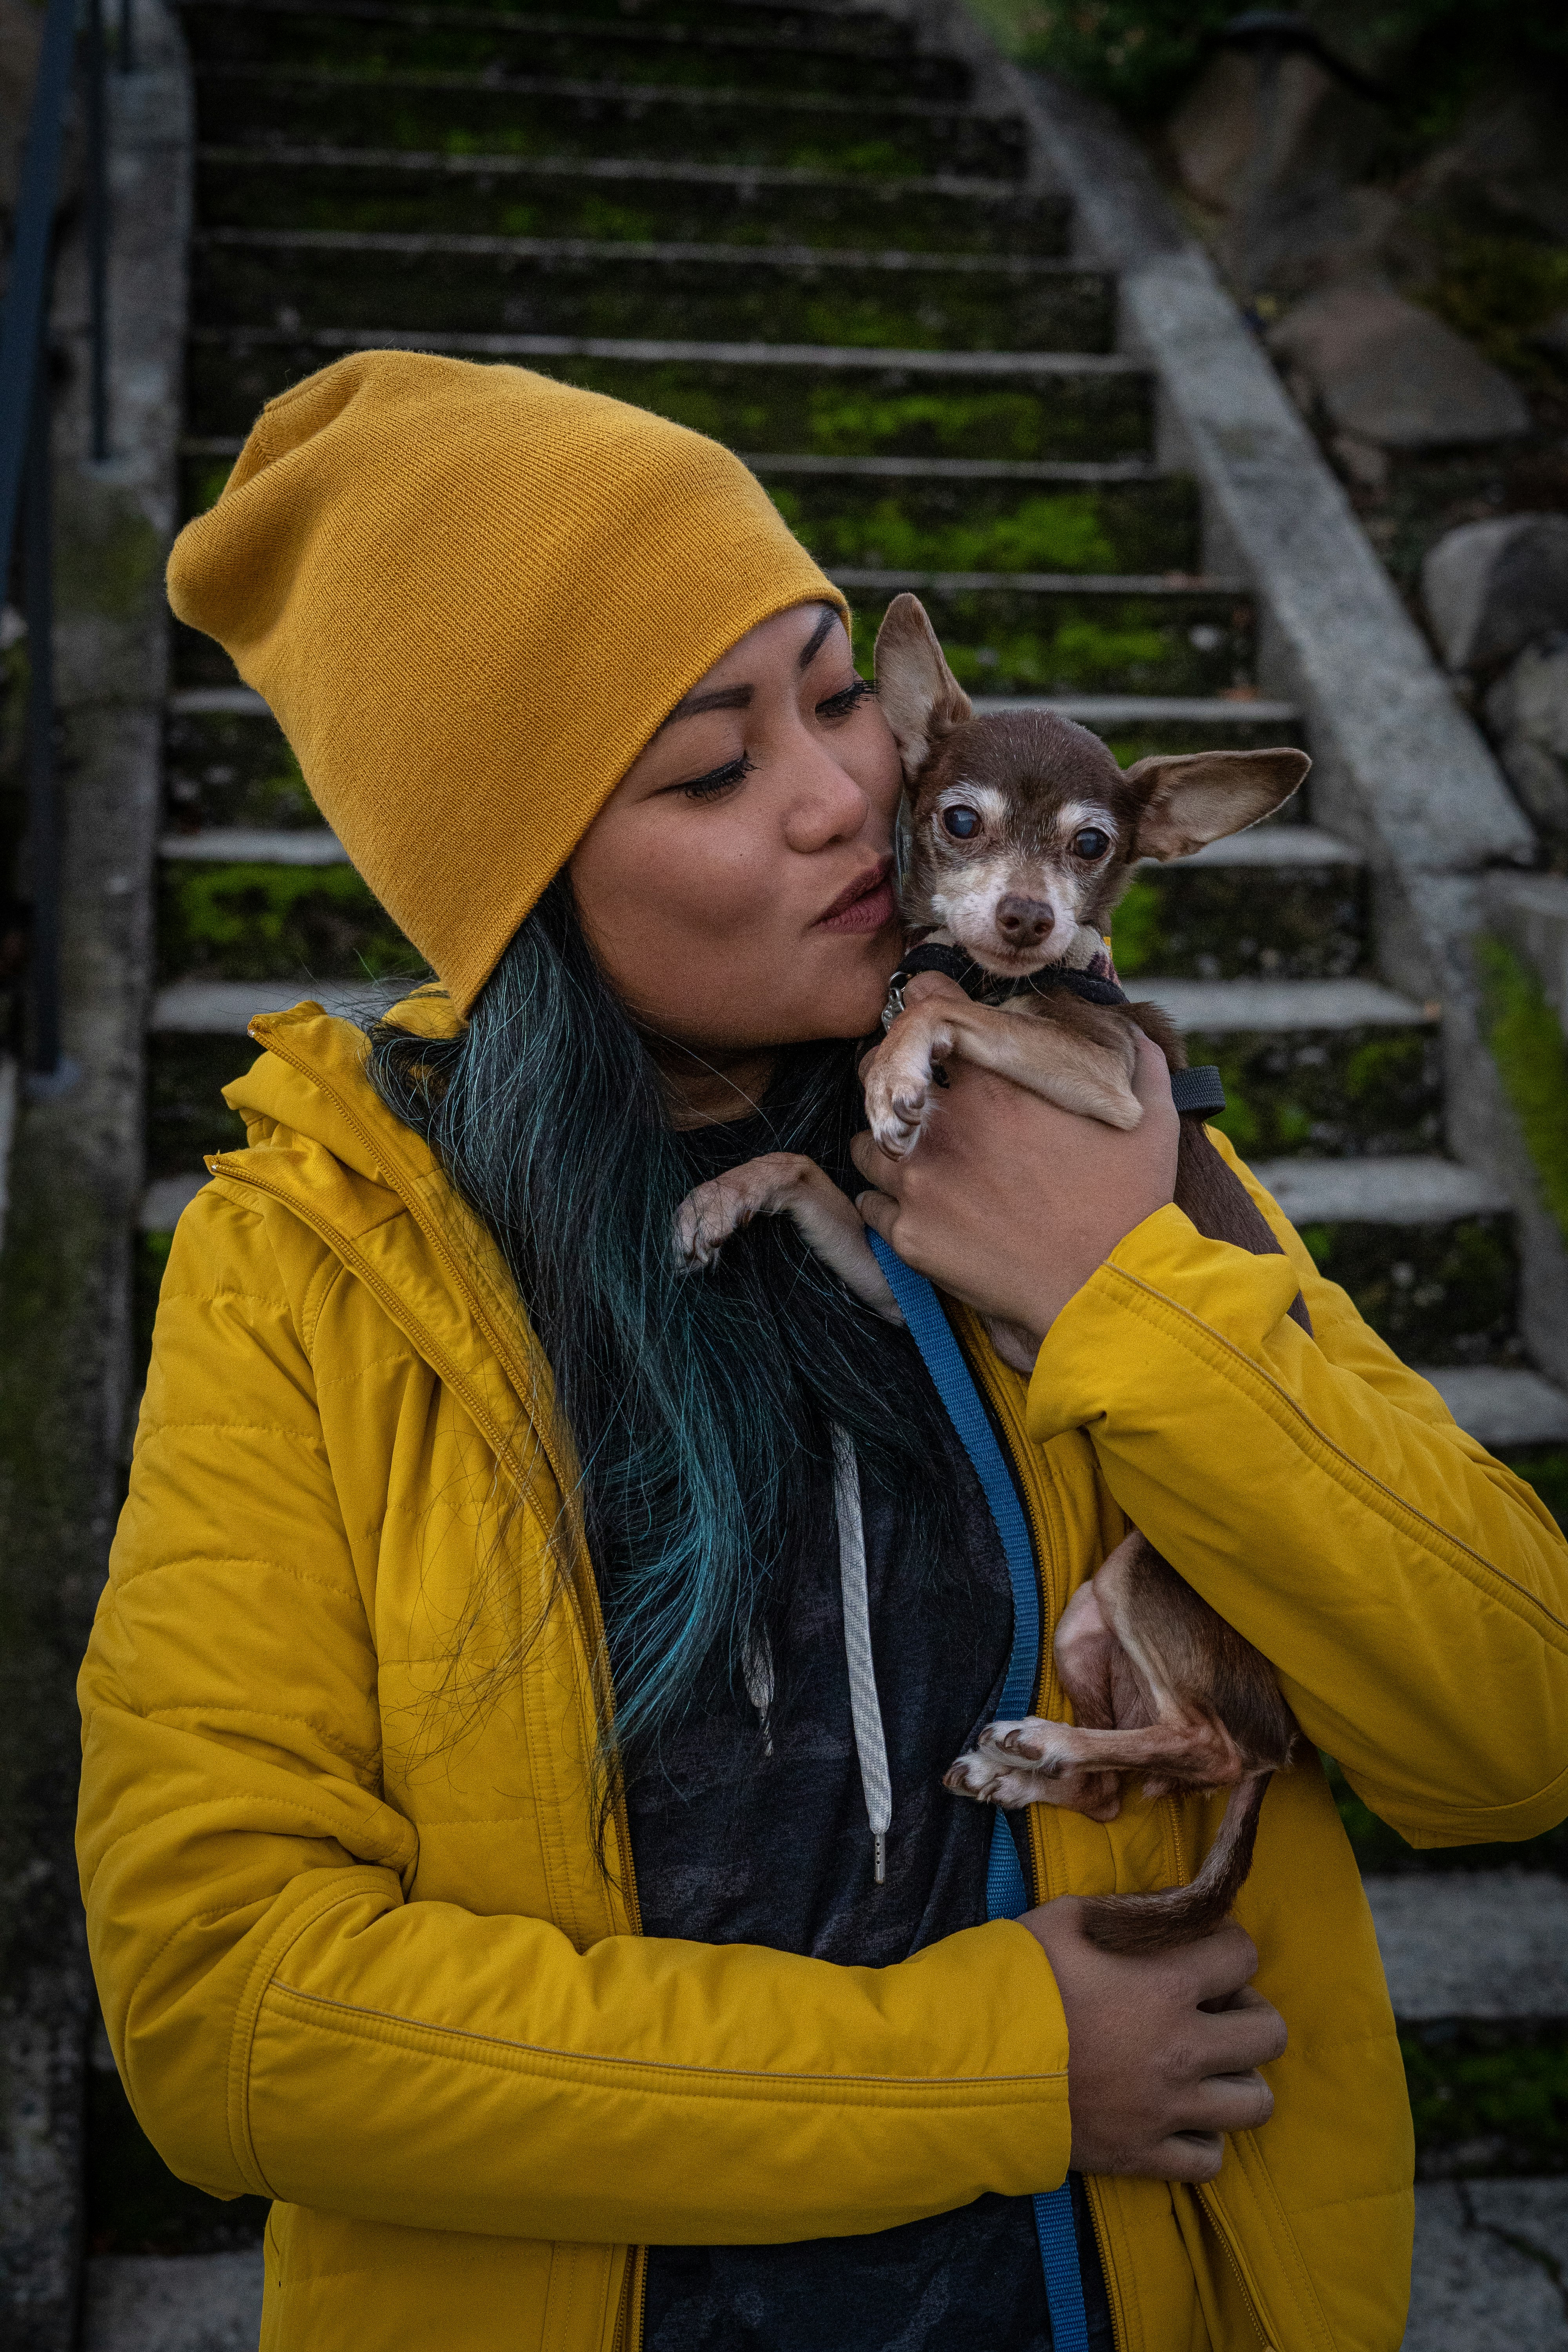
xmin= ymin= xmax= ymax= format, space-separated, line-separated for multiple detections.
xmin=1077 ymin=1771 xmax=1273 ymax=1956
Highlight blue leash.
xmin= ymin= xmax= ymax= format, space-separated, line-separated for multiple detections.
xmin=867 ymin=1231 xmax=1091 ymax=2352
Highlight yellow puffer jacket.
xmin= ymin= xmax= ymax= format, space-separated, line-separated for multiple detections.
xmin=78 ymin=1001 xmax=1568 ymax=2352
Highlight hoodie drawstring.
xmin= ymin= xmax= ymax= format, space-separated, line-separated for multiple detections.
xmin=832 ymin=1424 xmax=891 ymax=1885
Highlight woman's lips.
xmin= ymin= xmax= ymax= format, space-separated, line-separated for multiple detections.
xmin=815 ymin=860 xmax=897 ymax=933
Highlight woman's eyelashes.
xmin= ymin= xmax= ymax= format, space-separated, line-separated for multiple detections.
xmin=814 ymin=677 xmax=873 ymax=722
xmin=677 ymin=751 xmax=756 ymax=801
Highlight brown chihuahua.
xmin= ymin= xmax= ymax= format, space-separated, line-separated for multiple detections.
xmin=675 ymin=594 xmax=1311 ymax=1952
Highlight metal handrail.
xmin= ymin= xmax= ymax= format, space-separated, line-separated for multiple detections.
xmin=0 ymin=0 xmax=127 ymax=1086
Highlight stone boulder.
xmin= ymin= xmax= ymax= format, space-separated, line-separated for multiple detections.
xmin=1424 ymin=517 xmax=1568 ymax=673
xmin=1267 ymin=285 xmax=1530 ymax=448
xmin=1485 ymin=634 xmax=1568 ymax=838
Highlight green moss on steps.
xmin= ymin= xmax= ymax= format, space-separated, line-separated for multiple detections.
xmin=1477 ymin=935 xmax=1568 ymax=1243
xmin=1296 ymin=1216 xmax=1519 ymax=1367
xmin=158 ymin=862 xmax=419 ymax=985
xmin=1111 ymin=865 xmax=1367 ymax=981
xmin=765 ymin=473 xmax=1197 ymax=575
xmin=196 ymin=80 xmax=1025 ymax=180
xmin=189 ymin=347 xmax=1150 ymax=465
xmin=774 ymin=486 xmax=1118 ymax=572
xmin=179 ymin=13 xmax=967 ymax=107
xmin=195 ymin=160 xmax=1071 ymax=258
xmin=1182 ymin=1025 xmax=1443 ymax=1160
xmin=852 ymin=590 xmax=1249 ymax=697
xmin=194 ymin=245 xmax=1113 ymax=355
xmin=1499 ymin=1446 xmax=1568 ymax=1534
xmin=146 ymin=1036 xmax=252 ymax=1179
xmin=165 ymin=708 xmax=315 ymax=829
xmin=1404 ymin=2025 xmax=1568 ymax=2181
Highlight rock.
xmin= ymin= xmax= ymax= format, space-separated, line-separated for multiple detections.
xmin=1485 ymin=633 xmax=1568 ymax=835
xmin=1166 ymin=44 xmax=1388 ymax=294
xmin=1425 ymin=518 xmax=1568 ymax=672
xmin=1404 ymin=2183 xmax=1568 ymax=2352
xmin=1410 ymin=90 xmax=1568 ymax=246
xmin=1330 ymin=430 xmax=1390 ymax=489
xmin=1267 ymin=285 xmax=1531 ymax=448
xmin=1535 ymin=309 xmax=1568 ymax=364
xmin=83 ymin=2253 xmax=265 ymax=2352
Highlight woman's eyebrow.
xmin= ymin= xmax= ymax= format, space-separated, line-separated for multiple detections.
xmin=798 ymin=606 xmax=840 ymax=669
xmin=657 ymin=683 xmax=753 ymax=731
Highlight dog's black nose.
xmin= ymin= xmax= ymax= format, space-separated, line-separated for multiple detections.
xmin=996 ymin=895 xmax=1054 ymax=945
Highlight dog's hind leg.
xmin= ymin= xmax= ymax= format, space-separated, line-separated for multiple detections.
xmin=674 ymin=1152 xmax=903 ymax=1323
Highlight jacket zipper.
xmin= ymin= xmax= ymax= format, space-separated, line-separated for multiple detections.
xmin=1197 ymin=2185 xmax=1272 ymax=2350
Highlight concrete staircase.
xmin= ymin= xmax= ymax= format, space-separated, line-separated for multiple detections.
xmin=99 ymin=0 xmax=1568 ymax=2337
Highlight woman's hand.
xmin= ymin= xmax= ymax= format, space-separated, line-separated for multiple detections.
xmin=1022 ymin=1900 xmax=1286 ymax=2179
xmin=850 ymin=981 xmax=1179 ymax=1346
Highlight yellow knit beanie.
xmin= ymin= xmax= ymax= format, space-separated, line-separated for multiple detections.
xmin=167 ymin=351 xmax=847 ymax=1013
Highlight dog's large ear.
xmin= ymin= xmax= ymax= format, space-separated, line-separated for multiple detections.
xmin=1123 ymin=746 xmax=1310 ymax=861
xmin=873 ymin=593 xmax=973 ymax=777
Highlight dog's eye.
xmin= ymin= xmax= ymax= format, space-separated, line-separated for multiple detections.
xmin=942 ymin=806 xmax=981 ymax=840
xmin=1071 ymin=827 xmax=1111 ymax=859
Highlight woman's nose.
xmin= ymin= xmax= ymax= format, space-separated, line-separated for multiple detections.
xmin=782 ymin=742 xmax=875 ymax=850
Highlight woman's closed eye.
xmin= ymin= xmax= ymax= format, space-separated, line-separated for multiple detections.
xmin=815 ymin=678 xmax=873 ymax=723
xmin=670 ymin=752 xmax=757 ymax=801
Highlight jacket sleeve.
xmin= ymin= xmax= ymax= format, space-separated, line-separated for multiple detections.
xmin=1026 ymin=1130 xmax=1568 ymax=1849
xmin=78 ymin=1193 xmax=1069 ymax=2247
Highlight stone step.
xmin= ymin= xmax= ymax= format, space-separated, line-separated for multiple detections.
xmin=191 ymin=0 xmax=920 ymax=42
xmin=151 ymin=978 xmax=405 ymax=1033
xmin=759 ymin=466 xmax=1200 ymax=579
xmin=167 ymin=686 xmax=267 ymax=716
xmin=160 ymin=827 xmax=345 ymax=864
xmin=182 ymin=0 xmax=961 ymax=102
xmin=83 ymin=2249 xmax=263 ymax=2352
xmin=1405 ymin=2183 xmax=1568 ymax=2351
xmin=1138 ymin=978 xmax=1434 ymax=1033
xmin=191 ymin=229 xmax=1117 ymax=354
xmin=1363 ymin=1871 xmax=1568 ymax=2022
xmin=140 ymin=1172 xmax=208 ymax=1231
xmin=192 ymin=143 xmax=1068 ymax=258
xmin=193 ymin=67 xmax=1030 ymax=180
xmin=1253 ymin=1156 xmax=1508 ymax=1224
xmin=975 ymin=693 xmax=1299 ymax=723
xmin=1167 ymin=827 xmax=1358 ymax=867
xmin=183 ymin=442 xmax=1159 ymax=479
xmin=187 ymin=328 xmax=1152 ymax=466
xmin=1117 ymin=843 xmax=1367 ymax=982
xmin=977 ymin=693 xmax=1311 ymax=765
xmin=1164 ymin=982 xmax=1444 ymax=1161
xmin=1419 ymin=1367 xmax=1568 ymax=1449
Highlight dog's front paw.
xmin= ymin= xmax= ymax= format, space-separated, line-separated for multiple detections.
xmin=673 ymin=1176 xmax=748 ymax=1271
xmin=943 ymin=1750 xmax=1057 ymax=1810
xmin=861 ymin=1063 xmax=930 ymax=1159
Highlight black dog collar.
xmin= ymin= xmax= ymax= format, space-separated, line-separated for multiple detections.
xmin=886 ymin=942 xmax=1226 ymax=1118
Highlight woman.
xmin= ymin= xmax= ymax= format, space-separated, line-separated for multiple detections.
xmin=78 ymin=352 xmax=1568 ymax=2352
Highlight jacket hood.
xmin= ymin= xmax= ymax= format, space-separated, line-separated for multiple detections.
xmin=219 ymin=989 xmax=460 ymax=1194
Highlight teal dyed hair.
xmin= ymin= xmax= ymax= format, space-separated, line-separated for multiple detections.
xmin=366 ymin=873 xmax=968 ymax=1800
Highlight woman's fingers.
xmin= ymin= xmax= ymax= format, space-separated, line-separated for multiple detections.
xmin=849 ymin=1127 xmax=906 ymax=1199
xmin=855 ymin=1187 xmax=898 ymax=1243
xmin=1021 ymin=1896 xmax=1287 ymax=2180
xmin=1191 ymin=1986 xmax=1290 ymax=2077
xmin=1179 ymin=1920 xmax=1262 ymax=2008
